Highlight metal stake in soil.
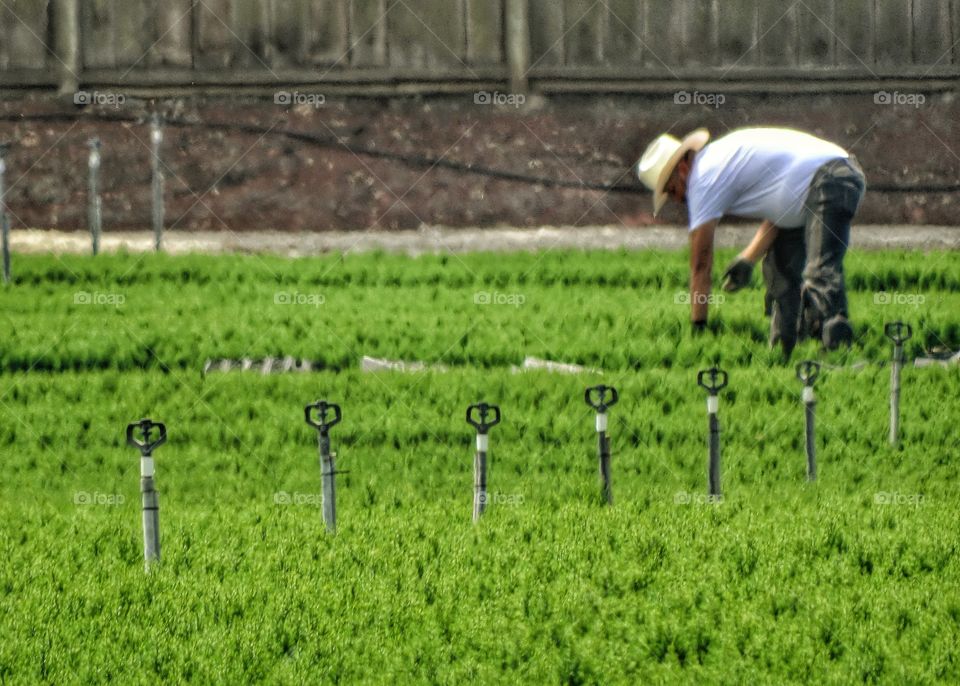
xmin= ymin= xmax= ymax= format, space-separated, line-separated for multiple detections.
xmin=796 ymin=360 xmax=821 ymax=481
xmin=87 ymin=137 xmax=102 ymax=255
xmin=885 ymin=322 xmax=912 ymax=446
xmin=126 ymin=418 xmax=167 ymax=571
xmin=150 ymin=115 xmax=165 ymax=251
xmin=0 ymin=142 xmax=10 ymax=284
xmin=697 ymin=367 xmax=728 ymax=498
xmin=305 ymin=400 xmax=342 ymax=533
xmin=585 ymin=384 xmax=619 ymax=505
xmin=466 ymin=402 xmax=501 ymax=523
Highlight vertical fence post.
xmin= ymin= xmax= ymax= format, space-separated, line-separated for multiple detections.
xmin=53 ymin=0 xmax=81 ymax=96
xmin=88 ymin=138 xmax=102 ymax=255
xmin=506 ymin=0 xmax=531 ymax=94
xmin=150 ymin=115 xmax=165 ymax=251
xmin=0 ymin=143 xmax=10 ymax=285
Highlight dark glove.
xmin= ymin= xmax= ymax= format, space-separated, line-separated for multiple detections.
xmin=722 ymin=258 xmax=754 ymax=292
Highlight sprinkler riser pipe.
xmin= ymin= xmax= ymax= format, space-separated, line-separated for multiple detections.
xmin=889 ymin=344 xmax=902 ymax=445
xmin=707 ymin=409 xmax=721 ymax=497
xmin=150 ymin=118 xmax=165 ymax=251
xmin=597 ymin=430 xmax=612 ymax=505
xmin=88 ymin=140 xmax=101 ymax=255
xmin=140 ymin=471 xmax=160 ymax=570
xmin=473 ymin=447 xmax=487 ymax=523
xmin=318 ymin=433 xmax=336 ymax=533
xmin=804 ymin=399 xmax=817 ymax=481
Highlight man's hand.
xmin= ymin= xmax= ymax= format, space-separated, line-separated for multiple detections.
xmin=722 ymin=257 xmax=754 ymax=292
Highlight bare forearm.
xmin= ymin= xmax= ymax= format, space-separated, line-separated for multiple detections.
xmin=741 ymin=221 xmax=779 ymax=263
xmin=689 ymin=220 xmax=718 ymax=322
xmin=691 ymin=262 xmax=713 ymax=321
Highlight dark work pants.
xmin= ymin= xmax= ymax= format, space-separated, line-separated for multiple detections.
xmin=762 ymin=156 xmax=866 ymax=356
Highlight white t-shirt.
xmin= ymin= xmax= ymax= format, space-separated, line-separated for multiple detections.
xmin=686 ymin=128 xmax=848 ymax=230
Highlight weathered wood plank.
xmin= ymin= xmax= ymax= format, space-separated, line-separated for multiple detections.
xmin=605 ymin=0 xmax=642 ymax=65
xmin=684 ymin=0 xmax=718 ymax=68
xmin=757 ymin=1 xmax=797 ymax=66
xmin=387 ymin=0 xmax=466 ymax=69
xmin=466 ymin=0 xmax=503 ymax=66
xmin=954 ymin=0 xmax=960 ymax=64
xmin=53 ymin=0 xmax=80 ymax=91
xmin=0 ymin=0 xmax=48 ymax=70
xmin=230 ymin=0 xmax=269 ymax=68
xmin=195 ymin=0 xmax=235 ymax=69
xmin=913 ymin=0 xmax=951 ymax=65
xmin=716 ymin=0 xmax=758 ymax=68
xmin=643 ymin=0 xmax=683 ymax=70
xmin=305 ymin=0 xmax=348 ymax=66
xmin=270 ymin=0 xmax=307 ymax=66
xmin=797 ymin=0 xmax=834 ymax=67
xmin=505 ymin=0 xmax=528 ymax=90
xmin=349 ymin=0 xmax=387 ymax=67
xmin=833 ymin=0 xmax=873 ymax=67
xmin=874 ymin=1 xmax=911 ymax=64
xmin=81 ymin=0 xmax=115 ymax=69
xmin=528 ymin=0 xmax=564 ymax=67
xmin=564 ymin=0 xmax=604 ymax=65
xmin=153 ymin=0 xmax=194 ymax=68
xmin=113 ymin=0 xmax=153 ymax=70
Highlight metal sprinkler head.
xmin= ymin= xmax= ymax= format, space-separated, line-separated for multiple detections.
xmin=796 ymin=360 xmax=821 ymax=387
xmin=126 ymin=418 xmax=167 ymax=457
xmin=697 ymin=367 xmax=729 ymax=395
xmin=305 ymin=400 xmax=342 ymax=436
xmin=466 ymin=402 xmax=501 ymax=434
xmin=885 ymin=321 xmax=913 ymax=348
xmin=585 ymin=384 xmax=619 ymax=413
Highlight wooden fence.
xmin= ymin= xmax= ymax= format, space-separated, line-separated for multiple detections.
xmin=1 ymin=0 xmax=958 ymax=93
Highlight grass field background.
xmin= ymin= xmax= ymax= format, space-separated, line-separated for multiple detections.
xmin=1 ymin=249 xmax=958 ymax=683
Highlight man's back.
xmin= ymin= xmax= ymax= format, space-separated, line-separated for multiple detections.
xmin=687 ymin=128 xmax=848 ymax=229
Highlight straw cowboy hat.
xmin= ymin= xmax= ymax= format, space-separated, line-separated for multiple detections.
xmin=635 ymin=128 xmax=710 ymax=216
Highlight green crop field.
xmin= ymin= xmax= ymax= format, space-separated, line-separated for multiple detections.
xmin=1 ymin=248 xmax=959 ymax=684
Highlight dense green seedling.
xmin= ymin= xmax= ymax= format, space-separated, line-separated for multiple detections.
xmin=1 ymin=250 xmax=958 ymax=684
